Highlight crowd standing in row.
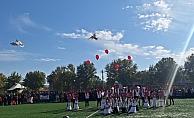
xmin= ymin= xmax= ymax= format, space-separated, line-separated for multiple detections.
xmin=65 ymin=85 xmax=175 ymax=115
xmin=0 ymin=86 xmax=194 ymax=108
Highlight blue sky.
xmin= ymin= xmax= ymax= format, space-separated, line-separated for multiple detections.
xmin=0 ymin=0 xmax=194 ymax=78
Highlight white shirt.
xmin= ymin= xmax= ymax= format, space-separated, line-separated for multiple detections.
xmin=85 ymin=93 xmax=89 ymax=99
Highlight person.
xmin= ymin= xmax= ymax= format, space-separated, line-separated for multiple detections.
xmin=85 ymin=92 xmax=90 ymax=107
xmin=127 ymin=97 xmax=132 ymax=111
xmin=74 ymin=97 xmax=79 ymax=111
xmin=140 ymin=88 xmax=145 ymax=106
xmin=152 ymin=90 xmax=157 ymax=109
xmin=3 ymin=95 xmax=7 ymax=106
xmin=169 ymin=89 xmax=174 ymax=105
xmin=118 ymin=97 xmax=122 ymax=112
xmin=128 ymin=99 xmax=137 ymax=114
xmin=30 ymin=96 xmax=33 ymax=104
xmin=97 ymin=90 xmax=102 ymax=107
xmin=147 ymin=89 xmax=151 ymax=105
xmin=66 ymin=93 xmax=72 ymax=111
xmin=0 ymin=96 xmax=2 ymax=106
xmin=103 ymin=98 xmax=112 ymax=115
xmin=100 ymin=96 xmax=106 ymax=113
xmin=121 ymin=97 xmax=128 ymax=113
xmin=158 ymin=90 xmax=164 ymax=107
xmin=71 ymin=92 xmax=75 ymax=108
xmin=112 ymin=97 xmax=119 ymax=114
xmin=143 ymin=97 xmax=150 ymax=108
xmin=134 ymin=88 xmax=140 ymax=106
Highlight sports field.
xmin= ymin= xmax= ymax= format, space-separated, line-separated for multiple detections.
xmin=1 ymin=99 xmax=194 ymax=118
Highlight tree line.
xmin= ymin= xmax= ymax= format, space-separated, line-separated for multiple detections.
xmin=0 ymin=54 xmax=194 ymax=94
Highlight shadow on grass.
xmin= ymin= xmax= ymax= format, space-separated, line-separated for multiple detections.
xmin=41 ymin=109 xmax=65 ymax=114
xmin=85 ymin=107 xmax=98 ymax=112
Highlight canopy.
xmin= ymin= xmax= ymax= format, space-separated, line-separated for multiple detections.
xmin=7 ymin=83 xmax=26 ymax=91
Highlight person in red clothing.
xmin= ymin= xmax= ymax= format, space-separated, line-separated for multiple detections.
xmin=158 ymin=89 xmax=164 ymax=107
xmin=97 ymin=90 xmax=102 ymax=107
xmin=71 ymin=92 xmax=75 ymax=108
xmin=0 ymin=96 xmax=2 ymax=106
xmin=85 ymin=91 xmax=90 ymax=107
xmin=66 ymin=93 xmax=72 ymax=111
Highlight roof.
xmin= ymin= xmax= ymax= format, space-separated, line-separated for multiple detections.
xmin=7 ymin=83 xmax=26 ymax=91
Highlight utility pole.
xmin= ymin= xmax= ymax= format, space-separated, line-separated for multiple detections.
xmin=102 ymin=70 xmax=104 ymax=89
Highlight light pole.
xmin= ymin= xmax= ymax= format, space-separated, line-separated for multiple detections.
xmin=102 ymin=70 xmax=104 ymax=89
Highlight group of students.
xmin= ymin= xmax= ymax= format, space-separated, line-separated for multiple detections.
xmin=100 ymin=87 xmax=175 ymax=115
xmin=65 ymin=86 xmax=174 ymax=116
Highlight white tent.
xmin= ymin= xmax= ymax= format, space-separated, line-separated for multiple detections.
xmin=7 ymin=83 xmax=26 ymax=91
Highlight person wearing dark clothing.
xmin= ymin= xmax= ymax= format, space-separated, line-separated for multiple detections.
xmin=169 ymin=90 xmax=174 ymax=105
xmin=85 ymin=92 xmax=90 ymax=107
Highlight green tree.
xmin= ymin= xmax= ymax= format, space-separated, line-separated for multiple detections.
xmin=47 ymin=66 xmax=66 ymax=92
xmin=174 ymin=66 xmax=185 ymax=84
xmin=184 ymin=54 xmax=194 ymax=84
xmin=64 ymin=64 xmax=76 ymax=91
xmin=47 ymin=64 xmax=76 ymax=92
xmin=153 ymin=57 xmax=177 ymax=88
xmin=6 ymin=72 xmax=22 ymax=89
xmin=24 ymin=71 xmax=46 ymax=91
xmin=135 ymin=70 xmax=149 ymax=86
xmin=0 ymin=73 xmax=6 ymax=94
xmin=76 ymin=61 xmax=97 ymax=90
xmin=105 ymin=59 xmax=137 ymax=87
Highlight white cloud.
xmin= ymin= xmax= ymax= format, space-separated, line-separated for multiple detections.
xmin=57 ymin=47 xmax=66 ymax=50
xmin=35 ymin=58 xmax=61 ymax=62
xmin=57 ymin=29 xmax=123 ymax=41
xmin=57 ymin=29 xmax=194 ymax=64
xmin=135 ymin=0 xmax=173 ymax=32
xmin=142 ymin=45 xmax=156 ymax=49
xmin=122 ymin=5 xmax=133 ymax=10
xmin=98 ymin=40 xmax=194 ymax=65
xmin=10 ymin=13 xmax=52 ymax=33
xmin=0 ymin=50 xmax=29 ymax=61
xmin=102 ymin=42 xmax=171 ymax=59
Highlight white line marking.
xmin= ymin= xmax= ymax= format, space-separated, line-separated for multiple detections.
xmin=86 ymin=110 xmax=99 ymax=118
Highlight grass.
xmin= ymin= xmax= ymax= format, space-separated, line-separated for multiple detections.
xmin=1 ymin=99 xmax=194 ymax=118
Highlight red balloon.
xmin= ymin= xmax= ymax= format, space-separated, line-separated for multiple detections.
xmin=105 ymin=49 xmax=109 ymax=54
xmin=85 ymin=60 xmax=90 ymax=65
xmin=128 ymin=55 xmax=132 ymax=60
xmin=114 ymin=64 xmax=120 ymax=71
xmin=96 ymin=55 xmax=100 ymax=60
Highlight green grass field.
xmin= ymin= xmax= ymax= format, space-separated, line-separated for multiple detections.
xmin=1 ymin=99 xmax=194 ymax=118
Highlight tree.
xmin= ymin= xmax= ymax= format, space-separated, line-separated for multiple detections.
xmin=105 ymin=59 xmax=137 ymax=87
xmin=135 ymin=70 xmax=149 ymax=86
xmin=47 ymin=64 xmax=76 ymax=92
xmin=24 ymin=71 xmax=46 ymax=91
xmin=174 ymin=66 xmax=185 ymax=84
xmin=184 ymin=54 xmax=194 ymax=84
xmin=6 ymin=72 xmax=22 ymax=89
xmin=153 ymin=57 xmax=177 ymax=88
xmin=63 ymin=64 xmax=76 ymax=91
xmin=0 ymin=73 xmax=6 ymax=94
xmin=47 ymin=66 xmax=66 ymax=92
xmin=76 ymin=61 xmax=97 ymax=90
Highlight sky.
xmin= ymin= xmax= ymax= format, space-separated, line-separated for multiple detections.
xmin=0 ymin=0 xmax=194 ymax=78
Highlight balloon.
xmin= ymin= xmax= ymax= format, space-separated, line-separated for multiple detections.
xmin=105 ymin=49 xmax=109 ymax=54
xmin=85 ymin=60 xmax=90 ymax=65
xmin=128 ymin=55 xmax=132 ymax=60
xmin=96 ymin=55 xmax=100 ymax=60
xmin=114 ymin=64 xmax=120 ymax=71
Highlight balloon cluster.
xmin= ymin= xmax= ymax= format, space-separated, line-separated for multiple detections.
xmin=85 ymin=49 xmax=133 ymax=71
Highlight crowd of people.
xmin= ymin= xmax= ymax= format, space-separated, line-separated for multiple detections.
xmin=0 ymin=91 xmax=57 ymax=106
xmin=0 ymin=85 xmax=194 ymax=113
xmin=65 ymin=85 xmax=176 ymax=116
